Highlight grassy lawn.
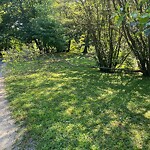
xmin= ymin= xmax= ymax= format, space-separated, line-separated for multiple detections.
xmin=4 ymin=54 xmax=150 ymax=150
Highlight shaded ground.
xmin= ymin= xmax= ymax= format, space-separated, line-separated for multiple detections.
xmin=0 ymin=61 xmax=18 ymax=150
xmin=5 ymin=55 xmax=150 ymax=150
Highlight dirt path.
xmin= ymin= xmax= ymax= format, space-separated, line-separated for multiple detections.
xmin=0 ymin=61 xmax=18 ymax=150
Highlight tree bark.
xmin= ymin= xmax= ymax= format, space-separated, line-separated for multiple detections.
xmin=82 ymin=32 xmax=89 ymax=54
xmin=66 ymin=39 xmax=71 ymax=52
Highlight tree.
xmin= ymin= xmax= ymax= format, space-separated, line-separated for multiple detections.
xmin=0 ymin=0 xmax=66 ymax=53
xmin=54 ymin=0 xmax=84 ymax=52
xmin=113 ymin=0 xmax=150 ymax=76
xmin=74 ymin=0 xmax=124 ymax=72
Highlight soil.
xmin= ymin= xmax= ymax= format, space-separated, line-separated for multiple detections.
xmin=0 ymin=61 xmax=18 ymax=150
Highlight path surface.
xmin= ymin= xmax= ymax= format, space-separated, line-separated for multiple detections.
xmin=0 ymin=61 xmax=18 ymax=150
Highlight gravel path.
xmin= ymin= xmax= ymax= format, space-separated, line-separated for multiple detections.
xmin=0 ymin=61 xmax=18 ymax=150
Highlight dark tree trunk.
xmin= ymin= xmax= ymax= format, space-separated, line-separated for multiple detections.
xmin=66 ymin=40 xmax=71 ymax=52
xmin=141 ymin=60 xmax=150 ymax=77
xmin=45 ymin=48 xmax=49 ymax=54
xmin=82 ymin=45 xmax=88 ymax=54
xmin=142 ymin=68 xmax=150 ymax=77
xmin=0 ymin=52 xmax=2 ymax=58
xmin=34 ymin=39 xmax=43 ymax=53
xmin=82 ymin=33 xmax=89 ymax=54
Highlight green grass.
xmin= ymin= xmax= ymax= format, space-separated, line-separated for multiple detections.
xmin=5 ymin=54 xmax=150 ymax=150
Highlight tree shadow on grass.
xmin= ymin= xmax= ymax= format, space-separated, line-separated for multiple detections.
xmin=5 ymin=58 xmax=150 ymax=150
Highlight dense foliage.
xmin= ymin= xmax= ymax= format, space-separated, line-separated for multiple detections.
xmin=0 ymin=0 xmax=66 ymax=54
xmin=0 ymin=0 xmax=150 ymax=76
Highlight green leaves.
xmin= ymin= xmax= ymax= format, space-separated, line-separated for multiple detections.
xmin=130 ymin=12 xmax=138 ymax=19
xmin=114 ymin=1 xmax=150 ymax=37
xmin=139 ymin=13 xmax=150 ymax=24
xmin=137 ymin=13 xmax=150 ymax=36
xmin=115 ymin=14 xmax=125 ymax=26
xmin=144 ymin=28 xmax=150 ymax=36
xmin=0 ymin=0 xmax=66 ymax=52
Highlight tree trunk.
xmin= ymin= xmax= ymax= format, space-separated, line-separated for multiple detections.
xmin=34 ymin=39 xmax=43 ymax=53
xmin=82 ymin=44 xmax=88 ymax=54
xmin=66 ymin=40 xmax=71 ymax=52
xmin=82 ymin=32 xmax=89 ymax=54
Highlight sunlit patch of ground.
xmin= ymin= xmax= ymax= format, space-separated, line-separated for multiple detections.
xmin=5 ymin=54 xmax=150 ymax=150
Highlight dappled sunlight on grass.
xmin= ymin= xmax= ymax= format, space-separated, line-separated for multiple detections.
xmin=144 ymin=111 xmax=150 ymax=119
xmin=5 ymin=54 xmax=150 ymax=149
